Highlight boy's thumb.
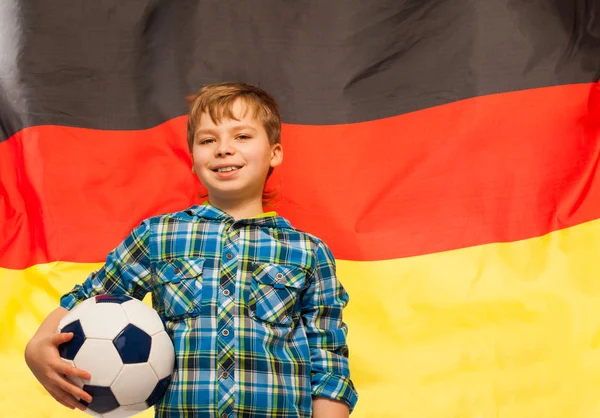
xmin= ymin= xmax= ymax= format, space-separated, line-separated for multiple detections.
xmin=53 ymin=332 xmax=73 ymax=345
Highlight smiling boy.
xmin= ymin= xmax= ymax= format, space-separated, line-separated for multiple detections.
xmin=25 ymin=82 xmax=358 ymax=417
xmin=188 ymin=89 xmax=280 ymax=219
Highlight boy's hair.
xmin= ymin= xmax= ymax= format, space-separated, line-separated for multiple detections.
xmin=186 ymin=82 xmax=282 ymax=152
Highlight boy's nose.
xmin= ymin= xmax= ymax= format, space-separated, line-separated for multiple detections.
xmin=215 ymin=143 xmax=235 ymax=157
xmin=216 ymin=149 xmax=233 ymax=157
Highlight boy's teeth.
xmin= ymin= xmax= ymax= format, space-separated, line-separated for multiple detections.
xmin=217 ymin=166 xmax=239 ymax=172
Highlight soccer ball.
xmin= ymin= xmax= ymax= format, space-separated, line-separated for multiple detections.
xmin=57 ymin=294 xmax=175 ymax=417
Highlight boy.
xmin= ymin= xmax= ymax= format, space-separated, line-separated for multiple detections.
xmin=25 ymin=82 xmax=357 ymax=417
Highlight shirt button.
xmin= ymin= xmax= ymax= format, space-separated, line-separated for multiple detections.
xmin=174 ymin=268 xmax=181 ymax=274
xmin=222 ymin=289 xmax=231 ymax=296
xmin=276 ymin=273 xmax=284 ymax=279
xmin=222 ymin=329 xmax=230 ymax=337
xmin=225 ymin=253 xmax=233 ymax=260
xmin=222 ymin=415 xmax=228 ymax=418
xmin=221 ymin=372 xmax=229 ymax=379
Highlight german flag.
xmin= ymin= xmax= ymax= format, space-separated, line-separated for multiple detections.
xmin=2 ymin=2 xmax=599 ymax=417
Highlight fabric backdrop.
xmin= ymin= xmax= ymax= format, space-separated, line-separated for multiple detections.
xmin=1 ymin=1 xmax=599 ymax=417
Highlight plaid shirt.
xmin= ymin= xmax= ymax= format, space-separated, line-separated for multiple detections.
xmin=60 ymin=204 xmax=357 ymax=417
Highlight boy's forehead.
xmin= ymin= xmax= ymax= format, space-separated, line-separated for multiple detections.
xmin=198 ymin=99 xmax=261 ymax=128
xmin=218 ymin=97 xmax=247 ymax=117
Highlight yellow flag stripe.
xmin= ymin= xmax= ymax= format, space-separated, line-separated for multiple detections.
xmin=4 ymin=218 xmax=600 ymax=417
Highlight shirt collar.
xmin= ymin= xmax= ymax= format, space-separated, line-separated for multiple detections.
xmin=185 ymin=202 xmax=292 ymax=229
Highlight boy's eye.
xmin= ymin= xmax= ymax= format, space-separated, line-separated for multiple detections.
xmin=198 ymin=138 xmax=215 ymax=145
xmin=236 ymin=134 xmax=251 ymax=140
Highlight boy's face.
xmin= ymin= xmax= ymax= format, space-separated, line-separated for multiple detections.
xmin=192 ymin=99 xmax=283 ymax=203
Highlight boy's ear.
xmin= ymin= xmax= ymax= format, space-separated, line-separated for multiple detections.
xmin=270 ymin=143 xmax=283 ymax=168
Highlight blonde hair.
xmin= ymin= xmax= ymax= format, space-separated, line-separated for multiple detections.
xmin=186 ymin=82 xmax=281 ymax=152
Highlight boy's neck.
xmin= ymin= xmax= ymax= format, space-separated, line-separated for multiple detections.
xmin=207 ymin=196 xmax=265 ymax=220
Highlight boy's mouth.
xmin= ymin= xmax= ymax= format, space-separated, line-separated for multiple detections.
xmin=211 ymin=165 xmax=242 ymax=173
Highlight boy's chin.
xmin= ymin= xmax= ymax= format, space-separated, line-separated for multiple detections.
xmin=207 ymin=187 xmax=257 ymax=200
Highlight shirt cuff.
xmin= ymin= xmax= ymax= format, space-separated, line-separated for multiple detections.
xmin=59 ymin=285 xmax=87 ymax=311
xmin=312 ymin=372 xmax=358 ymax=412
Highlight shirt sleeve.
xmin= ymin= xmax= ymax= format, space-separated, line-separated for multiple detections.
xmin=60 ymin=221 xmax=154 ymax=310
xmin=301 ymin=239 xmax=358 ymax=412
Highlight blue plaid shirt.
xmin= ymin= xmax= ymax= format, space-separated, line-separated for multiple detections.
xmin=60 ymin=204 xmax=357 ymax=417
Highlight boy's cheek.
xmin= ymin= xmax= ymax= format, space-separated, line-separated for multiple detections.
xmin=191 ymin=153 xmax=208 ymax=172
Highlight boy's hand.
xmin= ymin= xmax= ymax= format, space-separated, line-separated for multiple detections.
xmin=25 ymin=332 xmax=93 ymax=411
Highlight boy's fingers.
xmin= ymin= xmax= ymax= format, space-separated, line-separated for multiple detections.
xmin=51 ymin=332 xmax=73 ymax=346
xmin=56 ymin=375 xmax=93 ymax=404
xmin=60 ymin=362 xmax=91 ymax=381
xmin=48 ymin=387 xmax=76 ymax=410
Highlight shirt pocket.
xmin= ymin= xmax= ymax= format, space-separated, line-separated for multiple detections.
xmin=155 ymin=257 xmax=204 ymax=319
xmin=251 ymin=263 xmax=307 ymax=326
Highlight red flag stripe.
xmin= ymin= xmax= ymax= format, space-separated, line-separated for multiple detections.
xmin=1 ymin=83 xmax=599 ymax=269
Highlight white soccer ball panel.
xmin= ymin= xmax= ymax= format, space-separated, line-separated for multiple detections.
xmin=112 ymin=363 xmax=158 ymax=406
xmin=82 ymin=405 xmax=103 ymax=417
xmin=121 ymin=299 xmax=164 ymax=336
xmin=73 ymin=339 xmax=123 ymax=386
xmin=61 ymin=358 xmax=85 ymax=389
xmin=80 ymin=303 xmax=128 ymax=339
xmin=102 ymin=402 xmax=149 ymax=418
xmin=57 ymin=297 xmax=97 ymax=332
xmin=148 ymin=331 xmax=175 ymax=379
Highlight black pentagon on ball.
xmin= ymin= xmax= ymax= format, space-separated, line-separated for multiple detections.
xmin=113 ymin=324 xmax=152 ymax=363
xmin=58 ymin=320 xmax=86 ymax=360
xmin=146 ymin=375 xmax=172 ymax=407
xmin=81 ymin=385 xmax=120 ymax=414
xmin=95 ymin=294 xmax=133 ymax=304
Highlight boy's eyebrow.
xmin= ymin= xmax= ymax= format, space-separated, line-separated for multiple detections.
xmin=230 ymin=124 xmax=257 ymax=132
xmin=194 ymin=125 xmax=257 ymax=137
xmin=194 ymin=128 xmax=218 ymax=136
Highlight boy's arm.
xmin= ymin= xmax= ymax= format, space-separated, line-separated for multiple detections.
xmin=60 ymin=221 xmax=154 ymax=309
xmin=313 ymin=397 xmax=350 ymax=418
xmin=301 ymin=240 xmax=358 ymax=415
xmin=25 ymin=221 xmax=154 ymax=411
